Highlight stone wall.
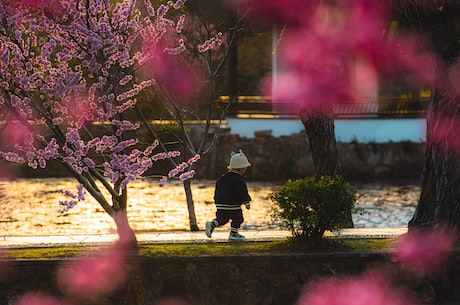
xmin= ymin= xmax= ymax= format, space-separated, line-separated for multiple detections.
xmin=195 ymin=130 xmax=425 ymax=183
xmin=4 ymin=129 xmax=426 ymax=183
xmin=0 ymin=252 xmax=451 ymax=305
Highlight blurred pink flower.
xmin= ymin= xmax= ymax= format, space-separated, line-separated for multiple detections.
xmin=14 ymin=0 xmax=67 ymax=17
xmin=2 ymin=121 xmax=32 ymax=146
xmin=245 ymin=0 xmax=433 ymax=116
xmin=143 ymin=41 xmax=200 ymax=101
xmin=0 ymin=250 xmax=12 ymax=284
xmin=392 ymin=226 xmax=454 ymax=274
xmin=156 ymin=297 xmax=191 ymax=305
xmin=238 ymin=0 xmax=313 ymax=25
xmin=431 ymin=116 xmax=460 ymax=153
xmin=13 ymin=292 xmax=69 ymax=305
xmin=298 ymin=272 xmax=416 ymax=305
xmin=58 ymin=244 xmax=131 ymax=299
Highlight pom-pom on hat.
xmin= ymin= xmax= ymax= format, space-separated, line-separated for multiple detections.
xmin=227 ymin=150 xmax=251 ymax=169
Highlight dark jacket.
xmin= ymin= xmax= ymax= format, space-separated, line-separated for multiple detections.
xmin=214 ymin=171 xmax=251 ymax=210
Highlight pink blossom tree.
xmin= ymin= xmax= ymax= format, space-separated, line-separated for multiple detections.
xmin=0 ymin=0 xmax=199 ymax=245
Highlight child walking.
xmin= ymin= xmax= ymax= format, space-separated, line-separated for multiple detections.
xmin=205 ymin=150 xmax=252 ymax=241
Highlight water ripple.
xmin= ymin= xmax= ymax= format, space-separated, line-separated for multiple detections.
xmin=0 ymin=178 xmax=418 ymax=235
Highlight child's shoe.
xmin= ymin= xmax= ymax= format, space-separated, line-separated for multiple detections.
xmin=205 ymin=221 xmax=215 ymax=238
xmin=229 ymin=232 xmax=245 ymax=241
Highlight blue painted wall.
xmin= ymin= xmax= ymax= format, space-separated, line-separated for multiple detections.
xmin=226 ymin=118 xmax=426 ymax=143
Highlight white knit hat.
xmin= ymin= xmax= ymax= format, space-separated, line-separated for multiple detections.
xmin=227 ymin=150 xmax=251 ymax=169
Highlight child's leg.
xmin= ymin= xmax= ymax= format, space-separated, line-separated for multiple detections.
xmin=215 ymin=209 xmax=231 ymax=227
xmin=206 ymin=210 xmax=230 ymax=238
xmin=229 ymin=209 xmax=244 ymax=234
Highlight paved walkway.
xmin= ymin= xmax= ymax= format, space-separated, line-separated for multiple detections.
xmin=0 ymin=227 xmax=408 ymax=248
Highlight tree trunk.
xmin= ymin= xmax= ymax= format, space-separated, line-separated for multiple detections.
xmin=397 ymin=2 xmax=460 ymax=303
xmin=409 ymin=83 xmax=460 ymax=230
xmin=113 ymin=210 xmax=137 ymax=248
xmin=300 ymin=108 xmax=353 ymax=228
xmin=183 ymin=179 xmax=200 ymax=231
xmin=300 ymin=110 xmax=341 ymax=177
xmin=396 ymin=1 xmax=460 ymax=232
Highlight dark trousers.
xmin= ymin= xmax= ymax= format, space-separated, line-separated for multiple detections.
xmin=214 ymin=209 xmax=244 ymax=229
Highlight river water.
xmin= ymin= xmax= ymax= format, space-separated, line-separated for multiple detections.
xmin=0 ymin=178 xmax=419 ymax=236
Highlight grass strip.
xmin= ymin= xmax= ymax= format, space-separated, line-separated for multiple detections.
xmin=3 ymin=238 xmax=394 ymax=260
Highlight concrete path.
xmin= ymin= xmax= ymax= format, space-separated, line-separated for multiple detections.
xmin=0 ymin=227 xmax=408 ymax=248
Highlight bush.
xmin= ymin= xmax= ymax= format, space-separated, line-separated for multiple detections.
xmin=269 ymin=175 xmax=357 ymax=241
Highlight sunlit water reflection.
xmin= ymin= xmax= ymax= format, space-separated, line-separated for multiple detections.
xmin=0 ymin=178 xmax=419 ymax=236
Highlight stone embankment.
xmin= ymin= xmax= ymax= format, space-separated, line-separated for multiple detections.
xmin=196 ymin=130 xmax=425 ymax=182
xmin=6 ymin=129 xmax=425 ymax=183
xmin=1 ymin=251 xmax=454 ymax=305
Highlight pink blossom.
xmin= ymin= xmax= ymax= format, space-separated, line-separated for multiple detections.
xmin=83 ymin=157 xmax=95 ymax=168
xmin=152 ymin=152 xmax=168 ymax=161
xmin=428 ymin=114 xmax=460 ymax=155
xmin=12 ymin=292 xmax=69 ymax=305
xmin=168 ymin=150 xmax=181 ymax=158
xmin=143 ymin=41 xmax=200 ymax=100
xmin=176 ymin=15 xmax=186 ymax=33
xmin=144 ymin=140 xmax=159 ymax=156
xmin=187 ymin=154 xmax=200 ymax=165
xmin=156 ymin=297 xmax=191 ymax=305
xmin=144 ymin=0 xmax=155 ymax=17
xmin=157 ymin=4 xmax=169 ymax=18
xmin=164 ymin=39 xmax=187 ymax=55
xmin=172 ymin=0 xmax=186 ymax=9
xmin=197 ymin=33 xmax=223 ymax=53
xmin=159 ymin=175 xmax=168 ymax=187
xmin=119 ymin=74 xmax=133 ymax=86
xmin=298 ymin=272 xmax=416 ymax=305
xmin=248 ymin=0 xmax=433 ymax=115
xmin=392 ymin=226 xmax=454 ymax=274
xmin=58 ymin=200 xmax=77 ymax=214
xmin=57 ymin=184 xmax=87 ymax=213
xmin=58 ymin=244 xmax=130 ymax=299
xmin=168 ymin=162 xmax=188 ymax=178
xmin=0 ymin=151 xmax=25 ymax=163
xmin=52 ymin=117 xmax=64 ymax=125
xmin=239 ymin=0 xmax=313 ymax=26
xmin=179 ymin=170 xmax=195 ymax=181
xmin=115 ymin=99 xmax=137 ymax=113
xmin=77 ymin=184 xmax=86 ymax=201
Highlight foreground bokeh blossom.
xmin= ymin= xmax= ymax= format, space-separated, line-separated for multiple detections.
xmin=58 ymin=243 xmax=133 ymax=300
xmin=428 ymin=113 xmax=460 ymax=156
xmin=0 ymin=250 xmax=12 ymax=284
xmin=13 ymin=292 xmax=70 ymax=305
xmin=297 ymin=272 xmax=417 ymax=305
xmin=143 ymin=42 xmax=200 ymax=100
xmin=241 ymin=0 xmax=433 ymax=114
xmin=392 ymin=226 xmax=455 ymax=274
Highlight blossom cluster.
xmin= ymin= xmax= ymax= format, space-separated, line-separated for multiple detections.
xmin=57 ymin=184 xmax=86 ymax=214
xmin=197 ymin=32 xmax=223 ymax=53
xmin=159 ymin=154 xmax=200 ymax=186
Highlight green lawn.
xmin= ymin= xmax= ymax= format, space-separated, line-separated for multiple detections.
xmin=3 ymin=238 xmax=395 ymax=259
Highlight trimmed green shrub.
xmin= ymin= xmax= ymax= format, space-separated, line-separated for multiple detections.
xmin=269 ymin=175 xmax=357 ymax=241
